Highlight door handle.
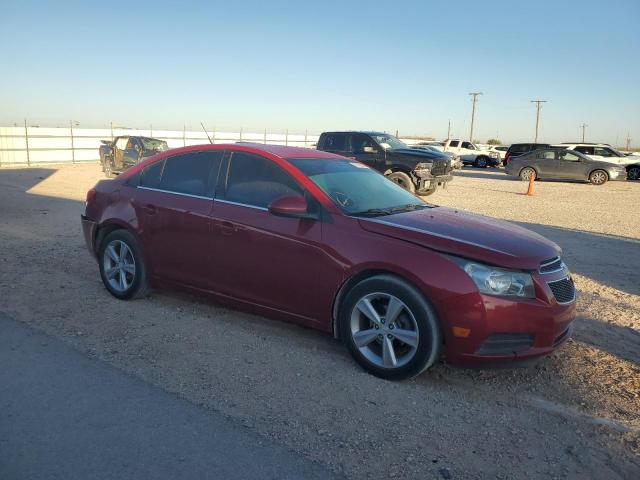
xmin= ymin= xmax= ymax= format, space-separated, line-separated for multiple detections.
xmin=218 ymin=221 xmax=237 ymax=235
xmin=142 ymin=204 xmax=156 ymax=215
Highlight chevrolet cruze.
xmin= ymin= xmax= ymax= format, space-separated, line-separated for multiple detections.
xmin=82 ymin=144 xmax=576 ymax=379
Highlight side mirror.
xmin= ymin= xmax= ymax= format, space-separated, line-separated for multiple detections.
xmin=363 ymin=146 xmax=376 ymax=153
xmin=268 ymin=195 xmax=317 ymax=220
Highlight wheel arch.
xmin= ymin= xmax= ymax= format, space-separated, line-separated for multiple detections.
xmin=519 ymin=165 xmax=539 ymax=177
xmin=331 ymin=268 xmax=438 ymax=339
xmin=94 ymin=219 xmax=138 ymax=255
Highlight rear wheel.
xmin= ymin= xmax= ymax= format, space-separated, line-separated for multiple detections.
xmin=386 ymin=171 xmax=416 ymax=193
xmin=589 ymin=170 xmax=608 ymax=185
xmin=98 ymin=230 xmax=150 ymax=300
xmin=519 ymin=167 xmax=536 ymax=181
xmin=627 ymin=166 xmax=640 ymax=181
xmin=339 ymin=275 xmax=441 ymax=380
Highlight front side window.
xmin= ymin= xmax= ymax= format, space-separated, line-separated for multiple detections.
xmin=351 ymin=134 xmax=376 ymax=153
xmin=558 ymin=151 xmax=580 ymax=162
xmin=461 ymin=142 xmax=474 ymax=150
xmin=159 ymin=151 xmax=222 ymax=197
xmin=223 ymin=152 xmax=303 ymax=208
xmin=288 ymin=158 xmax=429 ymax=216
xmin=594 ymin=147 xmax=615 ymax=157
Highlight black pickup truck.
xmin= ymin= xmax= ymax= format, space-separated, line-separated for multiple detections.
xmin=99 ymin=136 xmax=169 ymax=177
xmin=316 ymin=131 xmax=453 ymax=195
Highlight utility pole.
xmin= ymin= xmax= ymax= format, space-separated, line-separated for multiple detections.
xmin=626 ymin=131 xmax=631 ymax=152
xmin=580 ymin=123 xmax=588 ymax=143
xmin=531 ymin=100 xmax=547 ymax=143
xmin=447 ymin=119 xmax=451 ymax=140
xmin=469 ymin=92 xmax=482 ymax=142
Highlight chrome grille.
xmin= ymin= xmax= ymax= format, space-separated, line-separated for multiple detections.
xmin=548 ymin=277 xmax=576 ymax=304
xmin=540 ymin=257 xmax=564 ymax=274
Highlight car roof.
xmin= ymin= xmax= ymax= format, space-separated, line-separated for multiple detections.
xmin=159 ymin=143 xmax=344 ymax=160
xmin=321 ymin=131 xmax=388 ymax=136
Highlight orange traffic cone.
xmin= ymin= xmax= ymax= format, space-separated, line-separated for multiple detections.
xmin=525 ymin=171 xmax=536 ymax=196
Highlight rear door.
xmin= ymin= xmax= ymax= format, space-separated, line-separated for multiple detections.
xmin=531 ymin=150 xmax=558 ymax=177
xmin=555 ymin=150 xmax=586 ymax=179
xmin=136 ymin=150 xmax=223 ymax=288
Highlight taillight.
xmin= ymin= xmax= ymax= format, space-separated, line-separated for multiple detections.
xmin=505 ymin=153 xmax=511 ymax=165
xmin=86 ymin=188 xmax=96 ymax=204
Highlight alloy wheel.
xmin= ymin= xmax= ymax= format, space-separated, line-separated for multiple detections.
xmin=590 ymin=171 xmax=607 ymax=185
xmin=102 ymin=239 xmax=136 ymax=293
xmin=628 ymin=167 xmax=640 ymax=181
xmin=349 ymin=293 xmax=419 ymax=369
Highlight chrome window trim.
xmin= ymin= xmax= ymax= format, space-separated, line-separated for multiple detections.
xmin=137 ymin=186 xmax=212 ymax=201
xmin=215 ymin=198 xmax=269 ymax=212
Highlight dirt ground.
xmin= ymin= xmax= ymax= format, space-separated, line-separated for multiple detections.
xmin=0 ymin=163 xmax=638 ymax=479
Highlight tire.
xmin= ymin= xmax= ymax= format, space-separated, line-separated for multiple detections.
xmin=103 ymin=158 xmax=116 ymax=178
xmin=98 ymin=229 xmax=150 ymax=300
xmin=421 ymin=187 xmax=437 ymax=197
xmin=589 ymin=169 xmax=608 ymax=185
xmin=338 ymin=275 xmax=442 ymax=380
xmin=627 ymin=166 xmax=640 ymax=181
xmin=386 ymin=171 xmax=416 ymax=193
xmin=519 ymin=167 xmax=537 ymax=181
xmin=474 ymin=156 xmax=488 ymax=168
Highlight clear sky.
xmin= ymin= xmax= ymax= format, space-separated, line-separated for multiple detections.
xmin=1 ymin=0 xmax=638 ymax=145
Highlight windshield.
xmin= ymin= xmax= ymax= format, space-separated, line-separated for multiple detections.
xmin=370 ymin=134 xmax=407 ymax=150
xmin=141 ymin=138 xmax=169 ymax=151
xmin=288 ymin=158 xmax=432 ymax=216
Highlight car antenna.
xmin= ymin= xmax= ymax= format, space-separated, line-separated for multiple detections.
xmin=200 ymin=122 xmax=213 ymax=144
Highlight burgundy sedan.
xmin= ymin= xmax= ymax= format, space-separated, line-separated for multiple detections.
xmin=82 ymin=144 xmax=576 ymax=379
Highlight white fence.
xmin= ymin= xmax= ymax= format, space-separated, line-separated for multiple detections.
xmin=0 ymin=126 xmax=322 ymax=166
xmin=0 ymin=125 xmax=434 ymax=166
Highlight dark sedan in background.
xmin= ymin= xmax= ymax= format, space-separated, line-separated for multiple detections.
xmin=505 ymin=148 xmax=627 ymax=185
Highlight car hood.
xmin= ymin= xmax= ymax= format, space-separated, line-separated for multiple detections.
xmin=390 ymin=148 xmax=450 ymax=161
xmin=358 ymin=207 xmax=560 ymax=270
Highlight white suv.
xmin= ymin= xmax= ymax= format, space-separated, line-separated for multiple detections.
xmin=552 ymin=143 xmax=639 ymax=166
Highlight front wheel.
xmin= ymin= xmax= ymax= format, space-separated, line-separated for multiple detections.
xmin=627 ymin=166 xmax=640 ymax=181
xmin=339 ymin=275 xmax=442 ymax=380
xmin=474 ymin=156 xmax=488 ymax=168
xmin=386 ymin=171 xmax=416 ymax=193
xmin=589 ymin=170 xmax=608 ymax=185
xmin=98 ymin=229 xmax=150 ymax=300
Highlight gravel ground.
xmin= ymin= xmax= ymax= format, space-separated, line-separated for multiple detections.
xmin=0 ymin=163 xmax=638 ymax=479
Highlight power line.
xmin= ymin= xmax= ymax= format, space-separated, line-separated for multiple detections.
xmin=531 ymin=100 xmax=547 ymax=143
xmin=580 ymin=123 xmax=588 ymax=142
xmin=469 ymin=92 xmax=482 ymax=142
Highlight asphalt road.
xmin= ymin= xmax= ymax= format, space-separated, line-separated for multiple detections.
xmin=0 ymin=313 xmax=341 ymax=480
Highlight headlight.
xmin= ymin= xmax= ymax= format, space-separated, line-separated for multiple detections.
xmin=415 ymin=162 xmax=432 ymax=171
xmin=451 ymin=258 xmax=535 ymax=298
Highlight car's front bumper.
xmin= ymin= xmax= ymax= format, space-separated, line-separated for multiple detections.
xmin=81 ymin=215 xmax=98 ymax=258
xmin=440 ymin=271 xmax=577 ymax=365
xmin=416 ymin=174 xmax=453 ymax=194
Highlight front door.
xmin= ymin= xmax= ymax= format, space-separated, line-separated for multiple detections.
xmin=209 ymin=151 xmax=328 ymax=323
xmin=113 ymin=137 xmax=129 ymax=171
xmin=351 ymin=133 xmax=383 ymax=170
xmin=554 ymin=150 xmax=586 ymax=179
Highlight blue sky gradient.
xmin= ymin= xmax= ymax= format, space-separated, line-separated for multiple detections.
xmin=1 ymin=0 xmax=638 ymax=144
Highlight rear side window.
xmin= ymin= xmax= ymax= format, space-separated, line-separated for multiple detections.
xmin=322 ymin=134 xmax=347 ymax=151
xmin=223 ymin=152 xmax=303 ymax=208
xmin=509 ymin=144 xmax=530 ymax=154
xmin=160 ymin=151 xmax=223 ymax=197
xmin=536 ymin=151 xmax=556 ymax=159
xmin=449 ymin=140 xmax=459 ymax=148
xmin=140 ymin=159 xmax=164 ymax=188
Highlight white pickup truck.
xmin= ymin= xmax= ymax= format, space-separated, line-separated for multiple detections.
xmin=442 ymin=139 xmax=500 ymax=168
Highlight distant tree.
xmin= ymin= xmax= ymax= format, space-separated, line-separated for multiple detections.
xmin=486 ymin=138 xmax=502 ymax=145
